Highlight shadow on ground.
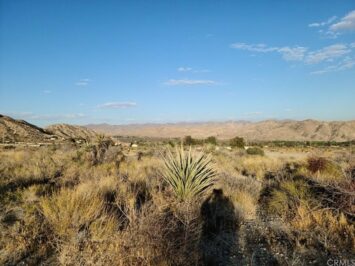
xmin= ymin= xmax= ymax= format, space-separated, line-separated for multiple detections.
xmin=199 ymin=189 xmax=239 ymax=266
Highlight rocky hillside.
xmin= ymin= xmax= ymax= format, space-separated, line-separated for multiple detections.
xmin=0 ymin=114 xmax=53 ymax=143
xmin=86 ymin=119 xmax=355 ymax=141
xmin=0 ymin=114 xmax=99 ymax=143
xmin=46 ymin=124 xmax=98 ymax=141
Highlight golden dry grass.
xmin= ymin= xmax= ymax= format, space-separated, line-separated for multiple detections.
xmin=0 ymin=143 xmax=353 ymax=265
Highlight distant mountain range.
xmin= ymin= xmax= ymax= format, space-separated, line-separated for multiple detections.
xmin=86 ymin=120 xmax=355 ymax=142
xmin=1 ymin=114 xmax=354 ymax=143
xmin=0 ymin=114 xmax=97 ymax=143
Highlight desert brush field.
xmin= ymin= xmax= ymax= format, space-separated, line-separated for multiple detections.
xmin=0 ymin=136 xmax=354 ymax=265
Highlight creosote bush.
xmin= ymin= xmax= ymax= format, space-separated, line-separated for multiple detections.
xmin=162 ymin=146 xmax=217 ymax=201
xmin=205 ymin=136 xmax=217 ymax=145
xmin=183 ymin=135 xmax=196 ymax=146
xmin=230 ymin=136 xmax=245 ymax=148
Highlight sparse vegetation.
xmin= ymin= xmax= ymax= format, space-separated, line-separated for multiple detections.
xmin=0 ymin=137 xmax=353 ymax=265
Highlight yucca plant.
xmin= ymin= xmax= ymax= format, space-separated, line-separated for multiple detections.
xmin=162 ymin=146 xmax=217 ymax=201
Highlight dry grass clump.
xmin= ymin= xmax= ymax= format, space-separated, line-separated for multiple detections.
xmin=39 ymin=176 xmax=201 ymax=265
xmin=56 ymin=214 xmax=120 ymax=265
xmin=0 ymin=201 xmax=53 ymax=265
xmin=239 ymin=156 xmax=284 ymax=179
xmin=40 ymin=183 xmax=105 ymax=240
xmin=264 ymin=178 xmax=312 ymax=221
xmin=0 ymin=148 xmax=61 ymax=185
xmin=213 ymin=149 xmax=284 ymax=180
xmin=219 ymin=174 xmax=261 ymax=220
xmin=297 ymin=156 xmax=345 ymax=183
xmin=297 ymin=193 xmax=352 ymax=256
xmin=260 ymin=169 xmax=354 ymax=260
xmin=117 ymin=202 xmax=201 ymax=265
xmin=292 ymin=202 xmax=354 ymax=255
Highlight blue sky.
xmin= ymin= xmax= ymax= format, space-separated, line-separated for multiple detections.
xmin=1 ymin=0 xmax=354 ymax=126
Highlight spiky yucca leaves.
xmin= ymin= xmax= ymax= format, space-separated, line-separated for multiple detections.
xmin=162 ymin=147 xmax=217 ymax=201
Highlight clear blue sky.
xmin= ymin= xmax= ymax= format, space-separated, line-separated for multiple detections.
xmin=1 ymin=0 xmax=354 ymax=126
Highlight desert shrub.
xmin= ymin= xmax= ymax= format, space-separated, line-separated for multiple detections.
xmin=167 ymin=140 xmax=175 ymax=147
xmin=304 ymin=156 xmax=344 ymax=181
xmin=97 ymin=135 xmax=114 ymax=162
xmin=0 ymin=203 xmax=53 ymax=265
xmin=183 ymin=135 xmax=204 ymax=145
xmin=246 ymin=147 xmax=264 ymax=156
xmin=205 ymin=136 xmax=217 ymax=145
xmin=261 ymin=178 xmax=312 ymax=221
xmin=183 ymin=135 xmax=195 ymax=145
xmin=307 ymin=156 xmax=328 ymax=173
xmin=309 ymin=178 xmax=355 ymax=220
xmin=58 ymin=201 xmax=201 ymax=265
xmin=57 ymin=214 xmax=120 ymax=265
xmin=230 ymin=136 xmax=245 ymax=148
xmin=291 ymin=202 xmax=355 ymax=255
xmin=162 ymin=147 xmax=217 ymax=201
xmin=239 ymin=156 xmax=284 ymax=180
xmin=40 ymin=183 xmax=105 ymax=240
xmin=112 ymin=201 xmax=201 ymax=265
xmin=260 ymin=172 xmax=355 ymax=258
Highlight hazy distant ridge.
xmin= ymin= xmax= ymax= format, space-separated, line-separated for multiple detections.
xmin=1 ymin=114 xmax=354 ymax=143
xmin=86 ymin=120 xmax=355 ymax=141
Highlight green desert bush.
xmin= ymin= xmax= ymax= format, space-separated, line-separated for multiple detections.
xmin=183 ymin=135 xmax=196 ymax=146
xmin=162 ymin=146 xmax=217 ymax=201
xmin=230 ymin=136 xmax=245 ymax=148
xmin=205 ymin=136 xmax=217 ymax=145
xmin=262 ymin=178 xmax=312 ymax=221
xmin=246 ymin=147 xmax=265 ymax=156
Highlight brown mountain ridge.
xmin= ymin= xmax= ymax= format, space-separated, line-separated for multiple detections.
xmin=86 ymin=119 xmax=355 ymax=142
xmin=1 ymin=114 xmax=354 ymax=143
xmin=0 ymin=114 xmax=98 ymax=143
